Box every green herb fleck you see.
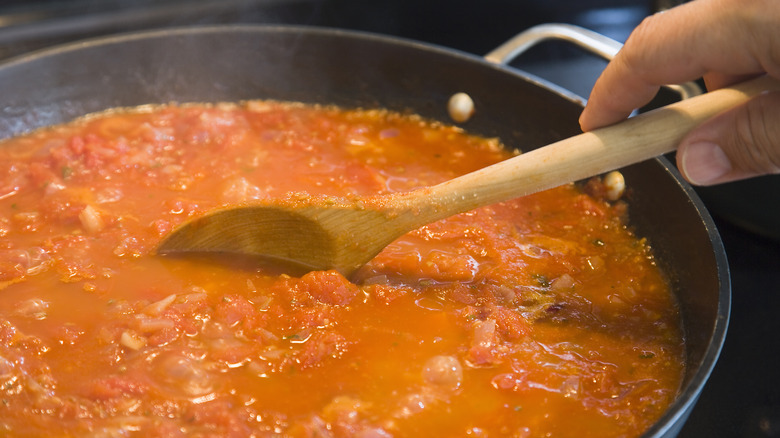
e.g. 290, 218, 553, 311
61, 166, 73, 179
639, 352, 656, 359
532, 274, 550, 288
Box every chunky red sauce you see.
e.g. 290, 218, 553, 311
0, 102, 684, 437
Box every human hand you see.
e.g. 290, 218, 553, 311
579, 0, 780, 186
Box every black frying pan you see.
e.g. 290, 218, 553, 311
0, 25, 730, 437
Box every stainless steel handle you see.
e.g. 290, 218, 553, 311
485, 23, 620, 64
485, 23, 702, 100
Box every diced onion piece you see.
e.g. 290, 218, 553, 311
96, 187, 123, 203
473, 319, 496, 348
14, 298, 49, 320
143, 294, 177, 316
396, 393, 428, 418
604, 170, 626, 201
25, 247, 52, 275
491, 284, 516, 303
43, 181, 66, 197
448, 92, 475, 123
561, 376, 580, 398
153, 353, 214, 397
551, 273, 576, 290
0, 247, 52, 279
120, 330, 147, 350
322, 395, 365, 423
135, 316, 175, 333
79, 204, 105, 234
586, 255, 605, 271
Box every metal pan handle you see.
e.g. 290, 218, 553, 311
485, 23, 702, 100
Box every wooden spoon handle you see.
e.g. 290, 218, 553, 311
401, 75, 780, 223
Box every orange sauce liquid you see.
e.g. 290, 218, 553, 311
0, 103, 684, 437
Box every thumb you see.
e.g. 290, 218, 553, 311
677, 90, 780, 185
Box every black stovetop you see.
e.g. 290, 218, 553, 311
1, 1, 778, 436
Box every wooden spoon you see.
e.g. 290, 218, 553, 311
157, 75, 779, 277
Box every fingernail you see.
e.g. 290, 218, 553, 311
681, 142, 732, 185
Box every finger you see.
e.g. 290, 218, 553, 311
677, 90, 780, 185
577, 55, 660, 131
580, 0, 776, 131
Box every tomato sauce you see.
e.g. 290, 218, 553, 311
0, 102, 685, 437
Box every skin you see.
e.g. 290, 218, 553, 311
579, 0, 780, 185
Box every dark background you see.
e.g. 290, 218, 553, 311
0, 1, 778, 436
